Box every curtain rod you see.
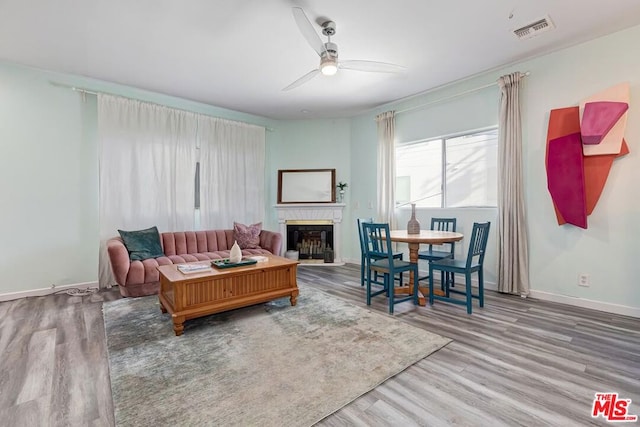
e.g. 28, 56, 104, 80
393, 71, 530, 116
48, 81, 275, 132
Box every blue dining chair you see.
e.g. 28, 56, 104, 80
417, 217, 457, 288
361, 222, 419, 314
357, 218, 403, 287
428, 222, 491, 314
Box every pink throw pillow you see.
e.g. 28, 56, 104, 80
234, 222, 262, 249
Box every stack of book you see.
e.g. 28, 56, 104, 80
177, 263, 211, 274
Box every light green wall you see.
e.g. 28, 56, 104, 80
2, 23, 639, 312
516, 25, 640, 308
0, 63, 99, 293
0, 61, 348, 294
349, 114, 378, 225
395, 85, 499, 143
265, 118, 351, 176
348, 24, 640, 310
0, 61, 277, 294
265, 118, 352, 250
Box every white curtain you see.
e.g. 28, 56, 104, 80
497, 72, 530, 295
376, 111, 397, 228
198, 116, 266, 229
97, 94, 197, 287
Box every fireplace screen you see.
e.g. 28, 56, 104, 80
286, 222, 334, 263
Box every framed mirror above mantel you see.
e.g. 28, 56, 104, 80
277, 168, 336, 204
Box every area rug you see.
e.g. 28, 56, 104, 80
103, 285, 451, 427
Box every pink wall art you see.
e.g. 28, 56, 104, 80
545, 83, 631, 229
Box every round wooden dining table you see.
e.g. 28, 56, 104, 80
386, 229, 464, 306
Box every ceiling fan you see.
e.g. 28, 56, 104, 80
283, 7, 406, 91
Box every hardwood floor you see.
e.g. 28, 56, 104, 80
0, 264, 638, 426
0, 289, 120, 426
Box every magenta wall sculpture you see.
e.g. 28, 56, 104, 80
545, 83, 631, 229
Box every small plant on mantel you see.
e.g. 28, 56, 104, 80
336, 182, 348, 202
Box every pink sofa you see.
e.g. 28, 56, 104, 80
107, 229, 282, 297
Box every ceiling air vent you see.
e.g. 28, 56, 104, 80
513, 15, 555, 40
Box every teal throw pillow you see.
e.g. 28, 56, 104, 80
118, 226, 164, 261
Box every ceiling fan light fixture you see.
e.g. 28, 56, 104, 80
320, 56, 338, 76
286, 7, 404, 91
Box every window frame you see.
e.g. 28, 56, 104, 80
396, 125, 498, 209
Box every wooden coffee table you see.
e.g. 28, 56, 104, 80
157, 256, 299, 336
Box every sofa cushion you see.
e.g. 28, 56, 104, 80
242, 248, 273, 256
162, 230, 231, 255
118, 226, 164, 261
234, 222, 262, 249
203, 251, 228, 260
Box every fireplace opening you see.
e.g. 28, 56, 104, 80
286, 221, 334, 263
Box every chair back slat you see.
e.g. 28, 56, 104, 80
465, 222, 491, 269
432, 217, 456, 232
357, 217, 374, 255
430, 217, 457, 254
361, 222, 393, 262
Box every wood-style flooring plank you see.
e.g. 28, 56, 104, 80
0, 264, 638, 426
15, 329, 56, 405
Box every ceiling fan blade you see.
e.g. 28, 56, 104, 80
292, 7, 326, 57
282, 69, 321, 91
339, 60, 406, 73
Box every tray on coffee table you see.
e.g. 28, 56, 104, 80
211, 258, 258, 269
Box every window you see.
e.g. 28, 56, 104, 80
396, 128, 498, 208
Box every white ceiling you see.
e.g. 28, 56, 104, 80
2, 0, 640, 119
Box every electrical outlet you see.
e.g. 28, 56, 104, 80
578, 273, 589, 287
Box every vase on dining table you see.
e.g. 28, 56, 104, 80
407, 203, 421, 235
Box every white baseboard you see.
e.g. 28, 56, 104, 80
0, 281, 99, 302
528, 290, 640, 318
421, 278, 637, 318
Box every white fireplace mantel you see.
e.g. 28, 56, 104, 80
274, 203, 346, 264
